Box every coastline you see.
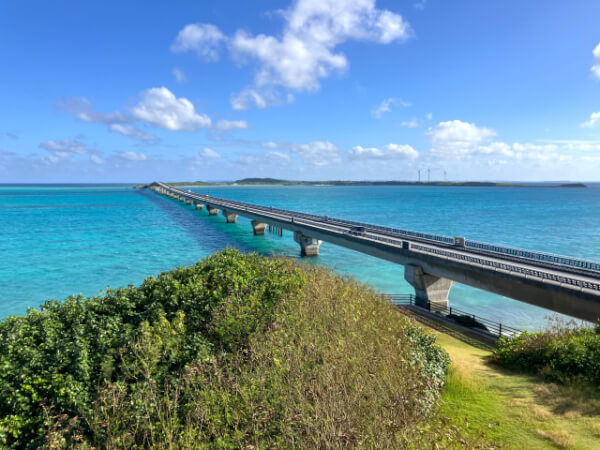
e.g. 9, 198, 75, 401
134, 179, 589, 189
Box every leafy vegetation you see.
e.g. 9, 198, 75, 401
0, 250, 450, 448
447, 312, 490, 332
492, 318, 600, 385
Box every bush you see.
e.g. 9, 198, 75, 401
0, 250, 450, 448
491, 318, 600, 385
448, 313, 489, 332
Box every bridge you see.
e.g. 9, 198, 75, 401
149, 182, 600, 323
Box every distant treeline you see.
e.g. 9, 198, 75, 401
136, 179, 588, 188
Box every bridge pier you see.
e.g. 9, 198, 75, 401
194, 201, 203, 210
294, 231, 322, 257
179, 196, 185, 202
186, 199, 192, 205
404, 265, 454, 311
207, 205, 219, 216
222, 209, 237, 223
251, 220, 267, 235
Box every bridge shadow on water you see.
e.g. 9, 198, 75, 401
138, 189, 254, 256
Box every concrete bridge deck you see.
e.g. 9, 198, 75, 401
150, 182, 600, 322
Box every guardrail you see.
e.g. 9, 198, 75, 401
410, 244, 600, 291
465, 240, 600, 272
386, 294, 522, 338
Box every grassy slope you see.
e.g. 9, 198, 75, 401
423, 319, 600, 449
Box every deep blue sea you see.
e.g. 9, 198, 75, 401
1, 184, 599, 330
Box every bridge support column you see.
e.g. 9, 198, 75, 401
222, 209, 237, 223
179, 196, 184, 202
194, 201, 203, 210
404, 265, 453, 311
186, 199, 192, 205
207, 205, 219, 216
294, 231, 321, 257
251, 220, 267, 235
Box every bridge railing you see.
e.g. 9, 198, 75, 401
465, 240, 600, 272
386, 294, 522, 338
410, 244, 600, 291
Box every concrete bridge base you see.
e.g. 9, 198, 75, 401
194, 202, 203, 210
207, 205, 219, 216
179, 196, 185, 202
294, 231, 322, 257
186, 199, 192, 205
404, 265, 454, 311
222, 209, 238, 223
252, 220, 267, 235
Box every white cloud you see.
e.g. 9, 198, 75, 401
581, 112, 600, 128
215, 120, 249, 131
171, 24, 225, 61
400, 118, 419, 128
426, 120, 496, 158
59, 97, 157, 142
592, 42, 600, 79
231, 88, 297, 110
90, 155, 104, 165
290, 140, 340, 166
198, 147, 221, 159
108, 124, 157, 142
350, 143, 418, 160
371, 97, 411, 118
266, 151, 291, 164
229, 0, 411, 96
262, 141, 280, 149
231, 88, 267, 110
426, 112, 433, 120
40, 139, 94, 157
413, 0, 426, 10
59, 97, 129, 125
172, 67, 187, 83
233, 154, 261, 166
422, 119, 592, 166
131, 87, 211, 131
173, 1, 411, 109
118, 151, 147, 161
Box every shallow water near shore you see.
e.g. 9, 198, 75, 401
1, 184, 599, 330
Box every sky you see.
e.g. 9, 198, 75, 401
1, 0, 600, 183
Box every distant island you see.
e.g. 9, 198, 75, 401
559, 183, 587, 188
135, 178, 527, 188
135, 178, 589, 189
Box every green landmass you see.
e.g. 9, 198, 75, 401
136, 179, 590, 188
559, 183, 588, 188
150, 178, 526, 187
2, 250, 598, 448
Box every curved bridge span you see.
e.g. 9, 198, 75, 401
150, 182, 600, 322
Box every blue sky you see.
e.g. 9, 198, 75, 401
1, 0, 600, 182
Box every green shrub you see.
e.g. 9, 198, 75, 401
491, 318, 600, 385
448, 313, 490, 332
0, 250, 450, 448
0, 250, 303, 448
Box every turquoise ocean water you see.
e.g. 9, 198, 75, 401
1, 184, 599, 330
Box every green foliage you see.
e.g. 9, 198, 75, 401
0, 250, 450, 448
0, 249, 303, 448
448, 313, 490, 331
492, 318, 600, 385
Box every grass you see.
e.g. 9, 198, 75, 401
421, 317, 600, 449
